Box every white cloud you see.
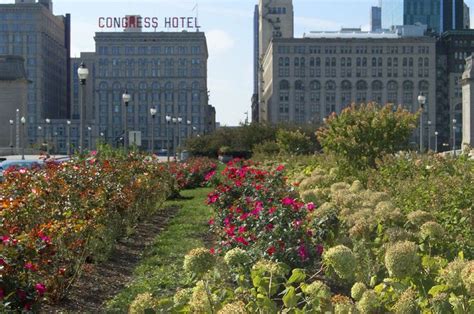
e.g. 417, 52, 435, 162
206, 29, 235, 55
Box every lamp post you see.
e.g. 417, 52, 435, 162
427, 120, 432, 151
172, 117, 177, 159
434, 131, 438, 153
192, 126, 197, 137
37, 126, 43, 152
149, 107, 157, 154
66, 120, 71, 155
177, 117, 182, 157
187, 120, 191, 138
166, 115, 171, 161
122, 90, 131, 154
417, 93, 426, 153
77, 62, 89, 154
9, 119, 14, 155
45, 118, 51, 155
20, 117, 26, 160
452, 119, 457, 157
87, 126, 92, 151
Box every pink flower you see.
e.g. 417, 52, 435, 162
1, 235, 10, 245
40, 235, 51, 244
239, 213, 249, 221
35, 283, 46, 296
236, 237, 249, 246
268, 207, 277, 214
205, 170, 216, 181
282, 197, 294, 206
298, 245, 309, 261
19, 168, 27, 174
209, 248, 216, 255
208, 218, 215, 226
293, 220, 302, 228
306, 202, 315, 211
238, 226, 246, 234
276, 165, 285, 172
24, 262, 37, 272
207, 193, 219, 204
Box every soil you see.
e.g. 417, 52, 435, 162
41, 206, 179, 313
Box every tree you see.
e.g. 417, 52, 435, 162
316, 103, 418, 169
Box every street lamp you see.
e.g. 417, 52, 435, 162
172, 117, 177, 159
45, 118, 51, 155
192, 126, 197, 137
187, 120, 191, 138
9, 119, 14, 155
77, 62, 89, 154
87, 126, 92, 151
166, 115, 172, 161
122, 90, 131, 154
434, 131, 438, 153
177, 117, 183, 155
417, 93, 426, 153
66, 120, 71, 155
20, 117, 26, 160
427, 120, 432, 151
150, 107, 157, 154
452, 119, 457, 157
37, 126, 43, 152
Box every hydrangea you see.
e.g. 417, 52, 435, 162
129, 293, 157, 314
407, 211, 434, 226
461, 260, 474, 296
173, 288, 193, 307
331, 295, 355, 314
217, 301, 248, 314
385, 227, 413, 243
330, 182, 350, 194
356, 290, 379, 314
252, 260, 288, 278
323, 245, 356, 280
183, 247, 215, 276
392, 288, 419, 314
311, 168, 327, 177
375, 201, 404, 223
440, 259, 465, 289
224, 248, 251, 267
348, 220, 372, 239
419, 221, 444, 240
304, 281, 332, 309
349, 180, 364, 193
351, 282, 367, 301
189, 280, 216, 313
384, 241, 419, 279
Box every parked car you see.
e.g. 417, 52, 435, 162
0, 160, 43, 182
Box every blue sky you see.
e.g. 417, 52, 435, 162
2, 0, 474, 125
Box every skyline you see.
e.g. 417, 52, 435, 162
1, 0, 474, 126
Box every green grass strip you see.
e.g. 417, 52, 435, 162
105, 187, 213, 312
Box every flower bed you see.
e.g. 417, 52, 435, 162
166, 157, 217, 192
0, 153, 178, 311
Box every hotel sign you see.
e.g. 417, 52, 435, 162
98, 16, 201, 29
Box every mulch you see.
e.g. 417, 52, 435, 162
41, 206, 179, 313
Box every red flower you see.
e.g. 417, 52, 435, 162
276, 165, 285, 172
35, 283, 46, 296
298, 245, 309, 261
266, 224, 274, 231
209, 248, 216, 255
25, 262, 37, 272
316, 244, 324, 256
236, 237, 249, 246
238, 226, 246, 234
306, 202, 315, 211
267, 246, 276, 256
208, 218, 215, 225
239, 213, 249, 221
282, 197, 294, 206
268, 207, 277, 214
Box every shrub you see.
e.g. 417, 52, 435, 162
323, 245, 356, 281
384, 241, 419, 279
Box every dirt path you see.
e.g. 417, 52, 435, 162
42, 206, 178, 313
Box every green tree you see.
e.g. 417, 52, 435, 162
276, 129, 312, 155
316, 103, 418, 169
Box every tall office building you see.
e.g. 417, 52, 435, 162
252, 5, 259, 122
0, 0, 70, 146
382, 0, 404, 29
71, 30, 215, 152
404, 0, 464, 34
464, 2, 470, 29
371, 6, 382, 32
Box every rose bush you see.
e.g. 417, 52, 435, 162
0, 153, 214, 311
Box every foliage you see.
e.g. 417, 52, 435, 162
276, 129, 312, 155
207, 160, 321, 268
316, 103, 418, 169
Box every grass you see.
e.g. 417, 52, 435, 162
105, 187, 214, 312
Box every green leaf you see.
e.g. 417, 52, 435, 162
428, 285, 450, 297
283, 286, 298, 309
287, 268, 306, 285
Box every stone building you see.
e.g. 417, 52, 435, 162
259, 29, 437, 139
0, 0, 70, 146
0, 55, 28, 151
71, 30, 215, 152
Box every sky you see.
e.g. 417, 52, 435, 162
2, 0, 474, 125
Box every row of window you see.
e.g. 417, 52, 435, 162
98, 58, 202, 66
97, 45, 202, 56
96, 81, 203, 90
278, 79, 430, 91
278, 56, 431, 68
277, 45, 431, 55
96, 68, 202, 78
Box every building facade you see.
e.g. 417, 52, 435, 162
404, 0, 464, 34
0, 0, 70, 146
259, 31, 437, 147
437, 30, 474, 150
0, 55, 28, 151
71, 30, 214, 153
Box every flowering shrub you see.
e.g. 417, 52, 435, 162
208, 159, 320, 267
166, 157, 217, 192
0, 152, 177, 311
